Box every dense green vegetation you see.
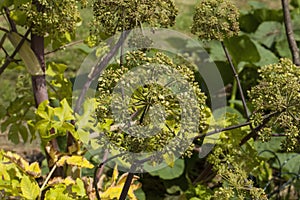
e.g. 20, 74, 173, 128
0, 0, 300, 199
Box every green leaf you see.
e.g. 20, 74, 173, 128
55, 99, 74, 121
45, 186, 73, 200
72, 178, 86, 197
275, 39, 292, 58
36, 100, 51, 120
253, 21, 282, 48
10, 10, 27, 26
20, 176, 40, 199
149, 159, 184, 180
253, 8, 283, 23
208, 41, 226, 61
291, 0, 300, 8
224, 35, 260, 64
252, 40, 278, 66
255, 137, 284, 156
13, 0, 30, 7
248, 1, 267, 9
0, 104, 6, 119
0, 0, 13, 8
239, 13, 260, 33
272, 153, 300, 176
8, 124, 20, 144
19, 124, 28, 142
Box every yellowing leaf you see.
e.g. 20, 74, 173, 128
63, 176, 76, 186
4, 151, 29, 172
57, 155, 94, 169
99, 165, 141, 200
26, 162, 41, 178
163, 152, 175, 168
101, 185, 123, 199
112, 164, 119, 185
20, 176, 40, 199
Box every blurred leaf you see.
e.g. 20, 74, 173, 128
18, 124, 28, 142
239, 13, 260, 33
76, 44, 94, 54
8, 124, 20, 144
149, 159, 184, 180
253, 21, 282, 48
208, 41, 226, 61
20, 176, 39, 199
0, 105, 6, 119
276, 39, 292, 58
224, 35, 260, 64
10, 10, 27, 26
163, 152, 175, 168
255, 137, 284, 157
57, 155, 94, 169
273, 153, 300, 175
26, 162, 41, 178
13, 0, 30, 7
291, 0, 300, 8
0, 0, 13, 8
72, 178, 86, 197
248, 1, 267, 9
253, 8, 283, 23
252, 40, 278, 66
134, 188, 146, 200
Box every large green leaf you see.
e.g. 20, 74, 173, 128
253, 21, 282, 48
254, 137, 284, 158
272, 153, 300, 175
252, 40, 278, 66
149, 159, 185, 180
239, 13, 260, 33
224, 35, 260, 64
208, 41, 226, 62
253, 8, 283, 23
275, 39, 292, 58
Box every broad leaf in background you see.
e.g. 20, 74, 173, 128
149, 159, 185, 180
253, 21, 282, 48
224, 35, 260, 65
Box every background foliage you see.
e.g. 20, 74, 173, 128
0, 0, 300, 200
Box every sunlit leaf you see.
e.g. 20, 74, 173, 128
20, 176, 40, 199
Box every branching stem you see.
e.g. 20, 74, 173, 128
221, 42, 250, 119
281, 0, 300, 66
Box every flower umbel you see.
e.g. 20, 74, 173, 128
191, 0, 240, 41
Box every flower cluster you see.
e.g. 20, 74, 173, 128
19, 0, 86, 39
91, 0, 178, 43
96, 50, 209, 160
191, 0, 240, 41
249, 58, 300, 152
